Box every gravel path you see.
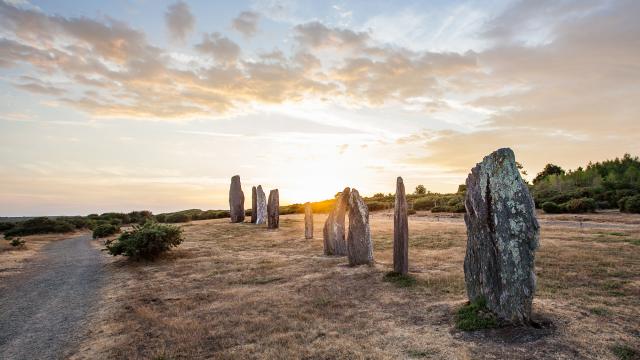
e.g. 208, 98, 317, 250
0, 234, 106, 360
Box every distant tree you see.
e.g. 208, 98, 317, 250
516, 161, 528, 176
533, 164, 565, 184
373, 193, 385, 199
415, 185, 426, 195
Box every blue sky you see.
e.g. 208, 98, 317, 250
0, 0, 638, 215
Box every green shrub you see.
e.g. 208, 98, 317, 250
447, 196, 463, 206
366, 201, 386, 211
0, 222, 15, 233
61, 217, 89, 229
407, 209, 416, 215
413, 197, 435, 210
450, 203, 466, 213
165, 213, 191, 223
105, 222, 183, 260
92, 224, 119, 239
199, 210, 230, 219
4, 217, 75, 238
542, 201, 565, 214
9, 237, 25, 247
456, 297, 498, 331
620, 195, 640, 213
563, 197, 597, 213
611, 344, 638, 360
431, 206, 449, 213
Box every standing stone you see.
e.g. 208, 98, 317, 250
255, 185, 267, 225
464, 148, 539, 324
347, 188, 374, 266
304, 202, 313, 239
229, 175, 244, 223
393, 177, 409, 275
322, 188, 350, 256
251, 186, 257, 224
267, 189, 279, 229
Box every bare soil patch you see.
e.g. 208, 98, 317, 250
0, 231, 89, 283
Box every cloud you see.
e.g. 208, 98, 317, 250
473, 0, 640, 136
231, 11, 260, 37
164, 1, 195, 42
293, 21, 369, 50
0, 0, 638, 145
332, 50, 479, 104
14, 81, 64, 95
195, 33, 241, 65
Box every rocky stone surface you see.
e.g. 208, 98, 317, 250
393, 177, 409, 275
229, 175, 245, 223
322, 188, 350, 255
347, 188, 373, 266
304, 202, 313, 239
267, 189, 279, 229
464, 148, 539, 324
251, 186, 257, 224
255, 185, 267, 225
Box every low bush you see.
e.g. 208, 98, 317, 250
9, 237, 25, 247
165, 213, 191, 223
4, 217, 75, 238
542, 201, 564, 214
92, 224, 119, 239
0, 222, 15, 233
407, 209, 416, 215
563, 197, 597, 213
620, 195, 640, 213
413, 197, 435, 211
455, 297, 498, 331
199, 210, 230, 219
366, 201, 387, 211
105, 222, 183, 260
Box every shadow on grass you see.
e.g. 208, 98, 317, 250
383, 271, 417, 287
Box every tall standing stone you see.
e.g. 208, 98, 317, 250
322, 188, 350, 256
251, 186, 257, 224
464, 148, 539, 324
393, 177, 409, 275
304, 202, 313, 239
229, 175, 245, 223
347, 188, 374, 266
267, 189, 279, 229
255, 185, 267, 225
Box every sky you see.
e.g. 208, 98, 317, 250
0, 0, 639, 216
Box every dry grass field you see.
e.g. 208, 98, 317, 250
75, 211, 640, 359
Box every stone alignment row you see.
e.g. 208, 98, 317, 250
228, 176, 275, 227
229, 147, 539, 324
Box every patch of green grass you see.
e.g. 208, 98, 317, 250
588, 306, 610, 316
455, 297, 498, 331
383, 271, 417, 287
602, 280, 628, 290
406, 349, 435, 358
630, 239, 640, 246
607, 232, 628, 237
312, 295, 332, 308
611, 344, 638, 360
